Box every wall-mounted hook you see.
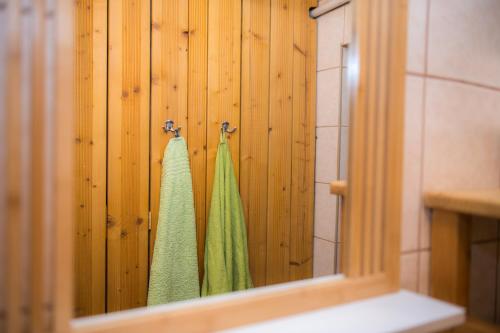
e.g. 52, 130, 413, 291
221, 121, 237, 134
163, 120, 181, 137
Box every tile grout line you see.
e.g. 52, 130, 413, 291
407, 71, 500, 94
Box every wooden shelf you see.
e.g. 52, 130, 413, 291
330, 180, 347, 196
424, 189, 500, 219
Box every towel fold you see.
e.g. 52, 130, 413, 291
148, 137, 200, 305
202, 133, 253, 296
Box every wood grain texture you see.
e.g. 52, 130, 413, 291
187, 0, 209, 280
107, 0, 150, 312
74, 0, 107, 317
289, 0, 317, 281
73, 274, 394, 333
5, 1, 28, 330
430, 210, 470, 307
345, 0, 406, 282
206, 0, 242, 218
0, 1, 7, 330
266, 0, 295, 285
424, 190, 500, 220
150, 0, 189, 262
0, 1, 413, 331
240, 0, 271, 287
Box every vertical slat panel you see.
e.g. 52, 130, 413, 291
345, 0, 369, 278
52, 0, 75, 328
382, 0, 406, 283
74, 0, 107, 317
30, 0, 45, 329
90, 0, 107, 315
240, 0, 270, 287
206, 0, 242, 217
187, 0, 209, 279
150, 0, 189, 260
372, 0, 390, 274
361, 0, 380, 275
289, 0, 316, 281
266, 0, 294, 284
6, 0, 28, 330
346, 0, 406, 280
107, 0, 150, 312
0, 0, 7, 329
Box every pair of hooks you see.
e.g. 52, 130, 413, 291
163, 120, 237, 137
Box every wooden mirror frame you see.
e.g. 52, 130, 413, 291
1, 0, 407, 332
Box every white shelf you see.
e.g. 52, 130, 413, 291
222, 290, 465, 333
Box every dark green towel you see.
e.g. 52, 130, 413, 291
148, 137, 200, 305
202, 133, 253, 296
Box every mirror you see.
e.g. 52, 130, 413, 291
73, 0, 353, 318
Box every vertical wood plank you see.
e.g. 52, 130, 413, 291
90, 0, 107, 316
430, 211, 470, 306
31, 0, 47, 329
0, 0, 7, 329
150, 0, 189, 261
240, 0, 271, 287
74, 0, 107, 317
289, 0, 316, 281
206, 0, 242, 217
107, 0, 150, 312
346, 0, 406, 281
187, 0, 209, 279
361, 0, 379, 275
372, 0, 389, 274
266, 0, 294, 285
381, 0, 406, 284
6, 0, 28, 330
344, 0, 369, 277
53, 0, 75, 329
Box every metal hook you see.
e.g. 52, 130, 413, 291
163, 120, 181, 137
221, 121, 237, 134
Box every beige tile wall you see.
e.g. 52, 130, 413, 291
402, 0, 500, 323
313, 2, 352, 277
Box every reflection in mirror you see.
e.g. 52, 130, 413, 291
73, 0, 352, 318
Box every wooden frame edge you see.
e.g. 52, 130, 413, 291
72, 274, 396, 333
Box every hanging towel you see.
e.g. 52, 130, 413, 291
202, 133, 253, 296
148, 137, 200, 305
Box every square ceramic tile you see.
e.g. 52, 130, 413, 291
471, 217, 499, 243
401, 76, 424, 252
340, 60, 350, 126
469, 241, 498, 322
338, 127, 349, 180
343, 3, 352, 44
317, 7, 344, 71
422, 78, 500, 191
314, 182, 338, 241
316, 68, 341, 127
406, 0, 428, 73
315, 127, 339, 183
428, 0, 500, 88
313, 237, 336, 277
418, 250, 430, 295
400, 252, 419, 292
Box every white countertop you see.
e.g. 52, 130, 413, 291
222, 290, 465, 333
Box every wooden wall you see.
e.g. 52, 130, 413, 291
75, 0, 317, 316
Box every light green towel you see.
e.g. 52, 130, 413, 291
202, 133, 253, 296
148, 137, 200, 305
